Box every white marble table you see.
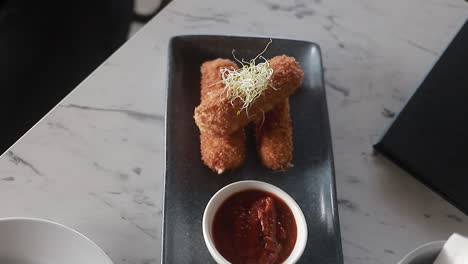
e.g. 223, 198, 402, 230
1, 0, 467, 263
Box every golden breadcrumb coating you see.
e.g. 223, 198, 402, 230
256, 99, 293, 170
194, 55, 304, 136
199, 59, 245, 174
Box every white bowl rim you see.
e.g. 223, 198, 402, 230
0, 217, 113, 264
397, 240, 446, 264
202, 180, 308, 264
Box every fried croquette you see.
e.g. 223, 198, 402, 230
199, 59, 246, 174
256, 99, 293, 170
194, 55, 304, 136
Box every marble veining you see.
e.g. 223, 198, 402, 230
6, 151, 43, 176
325, 80, 351, 97
59, 104, 164, 122
397, 37, 440, 56
0, 0, 467, 263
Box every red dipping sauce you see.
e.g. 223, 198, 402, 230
212, 189, 297, 264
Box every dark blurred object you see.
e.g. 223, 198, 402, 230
374, 20, 468, 214
0, 0, 135, 153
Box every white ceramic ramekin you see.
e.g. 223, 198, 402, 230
202, 180, 307, 264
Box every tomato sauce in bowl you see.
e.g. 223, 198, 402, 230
212, 189, 297, 264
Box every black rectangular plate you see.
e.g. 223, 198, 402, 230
163, 35, 343, 263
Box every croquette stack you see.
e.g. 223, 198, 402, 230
194, 56, 304, 174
